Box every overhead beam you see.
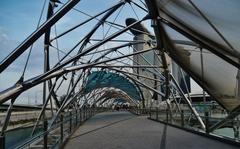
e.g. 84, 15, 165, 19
0, 0, 81, 73
110, 68, 163, 83
0, 19, 150, 105
123, 73, 165, 97
50, 1, 125, 41
92, 65, 163, 69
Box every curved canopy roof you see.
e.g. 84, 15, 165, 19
149, 0, 240, 111
82, 71, 142, 101
96, 89, 136, 105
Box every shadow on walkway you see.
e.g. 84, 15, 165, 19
69, 117, 134, 140
160, 124, 167, 149
64, 111, 239, 149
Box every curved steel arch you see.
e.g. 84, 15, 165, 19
82, 70, 143, 102
94, 89, 138, 106
108, 70, 146, 107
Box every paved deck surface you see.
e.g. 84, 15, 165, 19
64, 111, 238, 149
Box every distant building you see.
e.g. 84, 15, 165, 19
127, 18, 191, 107
133, 34, 162, 107
172, 61, 191, 94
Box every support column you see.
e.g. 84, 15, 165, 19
80, 108, 82, 123
69, 112, 72, 133
0, 135, 5, 149
60, 114, 64, 143
75, 110, 78, 126
181, 110, 184, 127
43, 120, 48, 149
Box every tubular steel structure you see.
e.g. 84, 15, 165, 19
0, 0, 240, 148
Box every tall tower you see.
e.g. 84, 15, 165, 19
172, 61, 191, 94
126, 18, 162, 107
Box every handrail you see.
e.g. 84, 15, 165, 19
12, 107, 108, 149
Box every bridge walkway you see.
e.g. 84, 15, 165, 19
64, 111, 238, 149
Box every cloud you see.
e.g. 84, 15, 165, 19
0, 27, 19, 60
0, 26, 44, 90
55, 15, 76, 31
0, 25, 66, 104
0, 28, 8, 42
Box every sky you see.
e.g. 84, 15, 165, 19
0, 0, 152, 105
0, 1, 48, 104
0, 0, 203, 105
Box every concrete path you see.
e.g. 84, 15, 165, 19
64, 111, 238, 149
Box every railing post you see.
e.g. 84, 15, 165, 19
156, 107, 158, 120
86, 108, 88, 119
85, 108, 88, 120
77, 109, 80, 123
80, 109, 82, 123
0, 135, 5, 149
69, 111, 72, 133
88, 108, 90, 118
43, 120, 48, 149
84, 108, 86, 121
90, 108, 92, 117
89, 108, 91, 118
166, 109, 169, 123
89, 108, 91, 117
60, 114, 64, 143
149, 107, 152, 118
75, 110, 78, 126
88, 108, 90, 117
205, 111, 209, 133
181, 110, 184, 127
